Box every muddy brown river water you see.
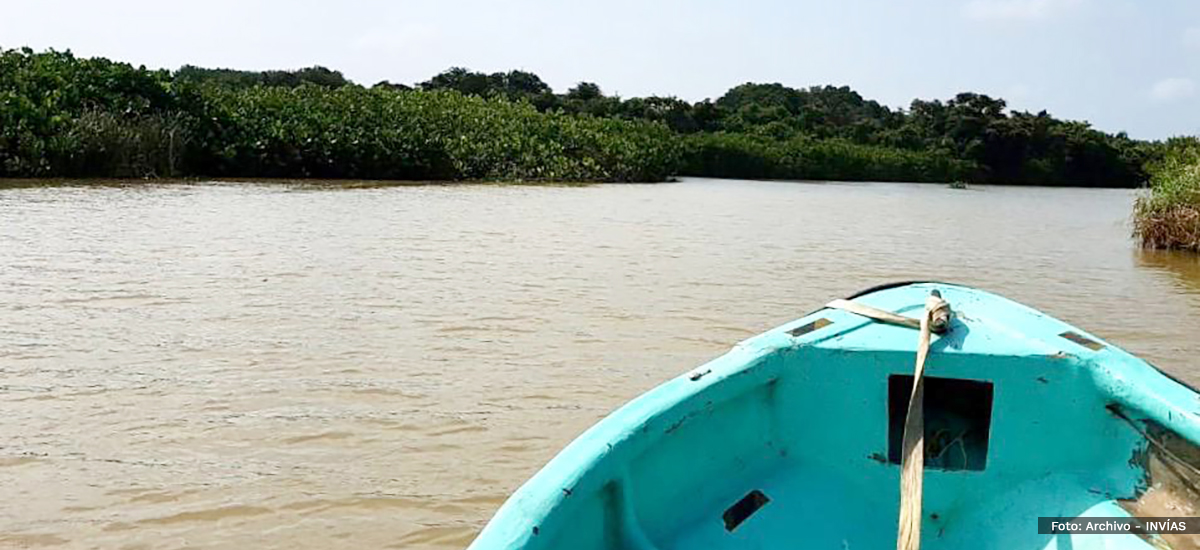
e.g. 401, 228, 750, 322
2, 177, 1199, 549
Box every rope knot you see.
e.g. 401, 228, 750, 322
927, 290, 953, 335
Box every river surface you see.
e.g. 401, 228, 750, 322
2, 177, 1199, 549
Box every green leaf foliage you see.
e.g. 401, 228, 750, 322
1133, 137, 1200, 250
0, 48, 679, 182
681, 132, 976, 183
0, 48, 1173, 186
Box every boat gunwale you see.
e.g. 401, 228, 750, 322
467, 281, 1200, 549
840, 280, 1200, 395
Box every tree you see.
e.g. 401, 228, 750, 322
174, 65, 348, 89
420, 67, 497, 96
372, 80, 412, 92
566, 82, 603, 101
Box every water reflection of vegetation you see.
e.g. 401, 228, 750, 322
280, 180, 594, 191
1136, 249, 1200, 293
0, 178, 599, 191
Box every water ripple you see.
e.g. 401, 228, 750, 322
1, 178, 1197, 549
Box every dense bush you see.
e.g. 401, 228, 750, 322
184, 85, 681, 181
0, 47, 1171, 186
61, 110, 191, 177
421, 69, 1153, 187
1134, 138, 1200, 251
0, 48, 176, 175
681, 132, 976, 183
0, 48, 680, 182
174, 65, 350, 89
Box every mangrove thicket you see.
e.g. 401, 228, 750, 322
0, 47, 1175, 186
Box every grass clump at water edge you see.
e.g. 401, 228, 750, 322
1134, 138, 1200, 252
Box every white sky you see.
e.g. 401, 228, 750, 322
2, 0, 1198, 139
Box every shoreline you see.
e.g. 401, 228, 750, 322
0, 175, 1146, 190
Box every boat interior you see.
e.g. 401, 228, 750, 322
471, 284, 1200, 550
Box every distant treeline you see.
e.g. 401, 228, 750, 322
415, 68, 1156, 186
0, 47, 1171, 185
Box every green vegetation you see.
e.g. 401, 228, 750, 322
680, 132, 974, 183
0, 48, 678, 182
174, 64, 351, 89
1135, 138, 1200, 251
421, 73, 1159, 186
0, 47, 1175, 186
185, 85, 678, 181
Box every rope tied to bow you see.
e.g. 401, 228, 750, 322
828, 290, 952, 550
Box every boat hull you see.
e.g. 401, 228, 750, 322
468, 282, 1200, 549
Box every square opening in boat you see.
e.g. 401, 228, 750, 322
887, 375, 994, 471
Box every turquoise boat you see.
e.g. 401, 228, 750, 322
468, 282, 1200, 549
